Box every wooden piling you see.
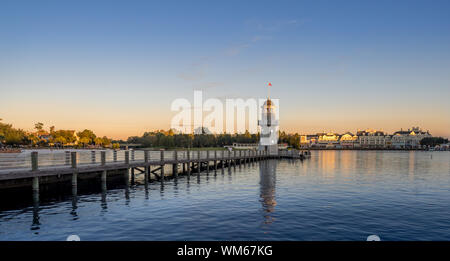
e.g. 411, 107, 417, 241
31, 152, 38, 171
206, 151, 210, 173
125, 151, 130, 183
71, 152, 77, 187
144, 150, 150, 180
197, 151, 201, 175
187, 149, 191, 176
101, 151, 106, 166
32, 176, 39, 191
131, 168, 135, 184
173, 151, 178, 178
214, 150, 217, 170
101, 170, 107, 190
160, 149, 165, 182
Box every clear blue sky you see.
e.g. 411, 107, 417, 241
1, 0, 449, 138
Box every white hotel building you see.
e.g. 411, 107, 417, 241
300, 127, 432, 149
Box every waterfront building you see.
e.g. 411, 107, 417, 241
391, 127, 431, 148
340, 132, 358, 148
300, 135, 318, 148
300, 127, 433, 149
357, 129, 390, 148
317, 132, 340, 148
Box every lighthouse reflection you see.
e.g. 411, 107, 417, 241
259, 159, 277, 225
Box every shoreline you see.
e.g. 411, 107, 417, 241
304, 148, 448, 151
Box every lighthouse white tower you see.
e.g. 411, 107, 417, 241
258, 84, 279, 155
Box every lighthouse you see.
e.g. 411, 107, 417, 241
258, 83, 279, 155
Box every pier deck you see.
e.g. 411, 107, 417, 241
0, 149, 309, 191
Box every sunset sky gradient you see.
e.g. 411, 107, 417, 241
1, 0, 449, 139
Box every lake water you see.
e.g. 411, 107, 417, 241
0, 150, 449, 241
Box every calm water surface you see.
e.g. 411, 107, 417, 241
0, 151, 449, 241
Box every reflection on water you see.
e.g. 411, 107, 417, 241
31, 192, 40, 231
0, 151, 449, 241
259, 160, 277, 225
71, 187, 78, 220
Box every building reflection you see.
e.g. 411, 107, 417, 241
259, 159, 277, 225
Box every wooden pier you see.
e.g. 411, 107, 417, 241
0, 149, 310, 193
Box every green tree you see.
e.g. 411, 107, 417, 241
94, 137, 104, 146
79, 137, 91, 147
77, 129, 96, 145
0, 119, 28, 146
420, 137, 449, 147
101, 136, 111, 147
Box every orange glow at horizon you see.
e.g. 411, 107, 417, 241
2, 109, 449, 140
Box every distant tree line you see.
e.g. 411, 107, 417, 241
0, 118, 118, 148
420, 137, 449, 147
126, 129, 302, 149
1, 118, 306, 150
126, 129, 259, 148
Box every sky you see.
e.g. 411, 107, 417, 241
1, 0, 449, 139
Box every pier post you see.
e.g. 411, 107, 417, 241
144, 150, 150, 181
91, 151, 96, 164
71, 152, 77, 168
214, 151, 217, 170
247, 150, 250, 163
206, 151, 210, 173
71, 152, 77, 187
125, 150, 130, 165
131, 150, 135, 162
160, 149, 165, 182
228, 150, 231, 169
173, 151, 178, 178
124, 151, 130, 184
101, 170, 107, 190
131, 168, 135, 184
238, 150, 242, 168
187, 149, 191, 176
31, 171, 39, 207
113, 150, 117, 162
240, 150, 243, 165
32, 176, 39, 192
31, 151, 38, 171
101, 151, 106, 166
197, 151, 201, 175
